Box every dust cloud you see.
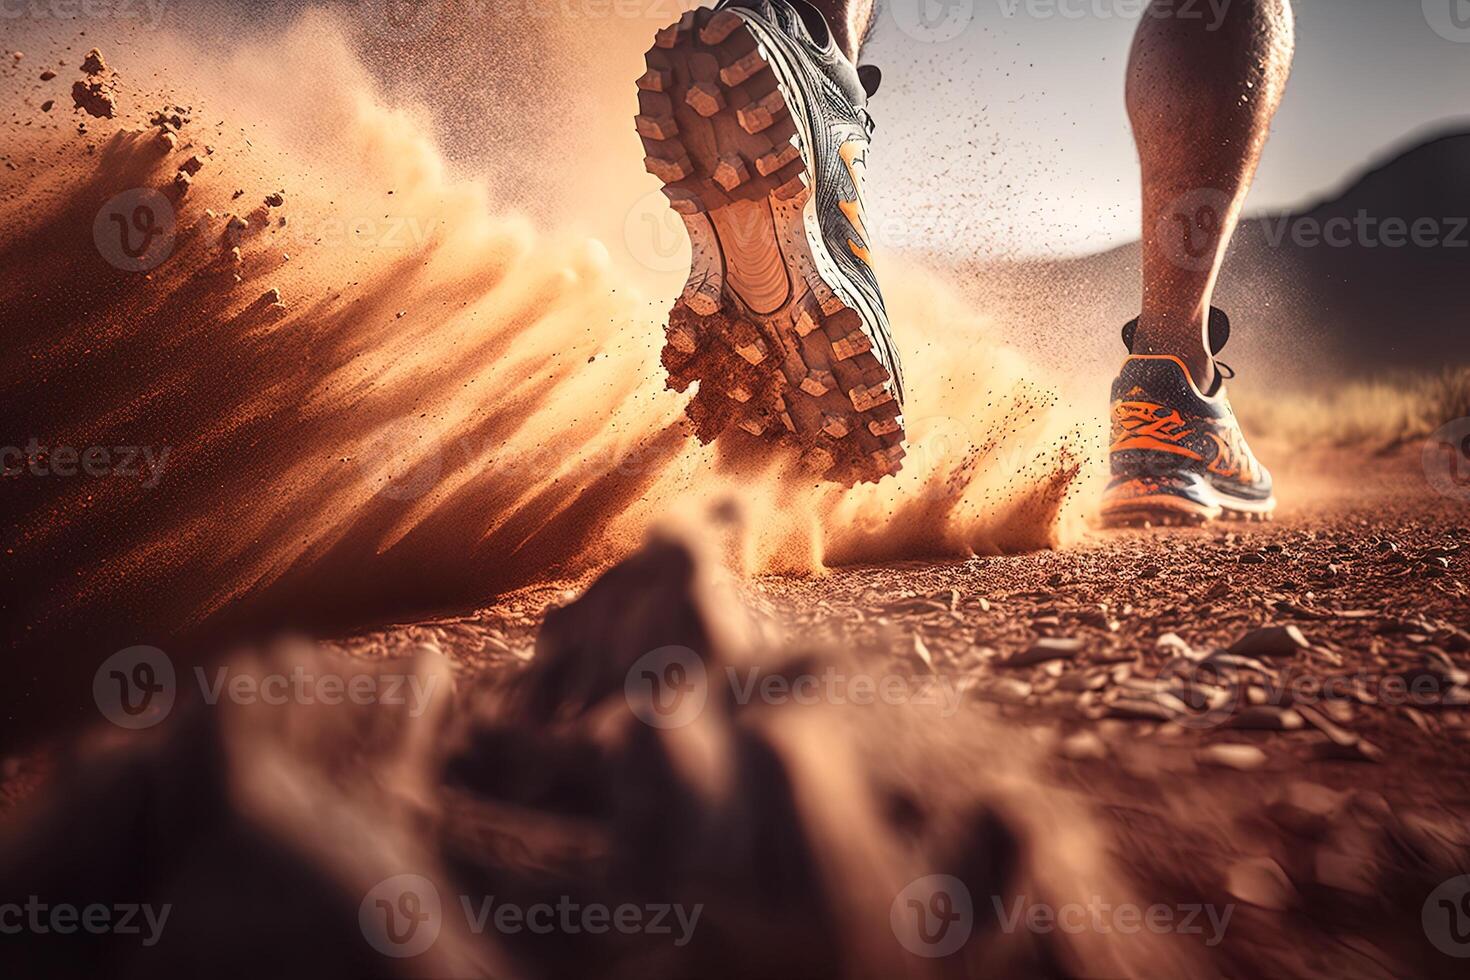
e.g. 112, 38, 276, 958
0, 8, 1102, 720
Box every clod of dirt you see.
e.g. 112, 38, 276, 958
154, 129, 177, 154
1313, 845, 1381, 896
1228, 624, 1309, 659
1226, 857, 1299, 909
264, 191, 285, 208
1197, 743, 1268, 770
1059, 730, 1108, 761
1004, 636, 1084, 668
71, 79, 116, 119
1228, 705, 1304, 731
39, 70, 55, 82
40, 100, 53, 113
79, 48, 106, 76
179, 155, 205, 176
172, 171, 193, 198
1266, 782, 1347, 839
148, 105, 190, 131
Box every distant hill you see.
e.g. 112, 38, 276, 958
954, 129, 1470, 390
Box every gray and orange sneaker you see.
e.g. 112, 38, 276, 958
636, 0, 905, 485
1101, 309, 1276, 526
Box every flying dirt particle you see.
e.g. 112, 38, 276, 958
264, 191, 284, 208
12, 52, 22, 62
71, 79, 116, 119
40, 100, 54, 113
1228, 624, 1309, 659
149, 106, 190, 131
232, 189, 244, 199
40, 70, 56, 82
80, 48, 106, 76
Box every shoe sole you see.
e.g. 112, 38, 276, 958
636, 7, 905, 486
1100, 485, 1277, 528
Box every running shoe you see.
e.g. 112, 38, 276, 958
636, 0, 905, 484
1101, 309, 1276, 526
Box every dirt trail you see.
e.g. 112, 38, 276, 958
306, 445, 1469, 978
4, 448, 1467, 978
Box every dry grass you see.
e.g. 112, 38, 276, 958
1237, 366, 1470, 451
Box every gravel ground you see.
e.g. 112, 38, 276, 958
309, 444, 1470, 977
5, 445, 1467, 977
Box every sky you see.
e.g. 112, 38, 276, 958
862, 0, 1470, 257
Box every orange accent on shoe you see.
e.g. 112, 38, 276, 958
1206, 429, 1258, 483
838, 140, 872, 267
1111, 399, 1197, 457
1112, 435, 1204, 459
